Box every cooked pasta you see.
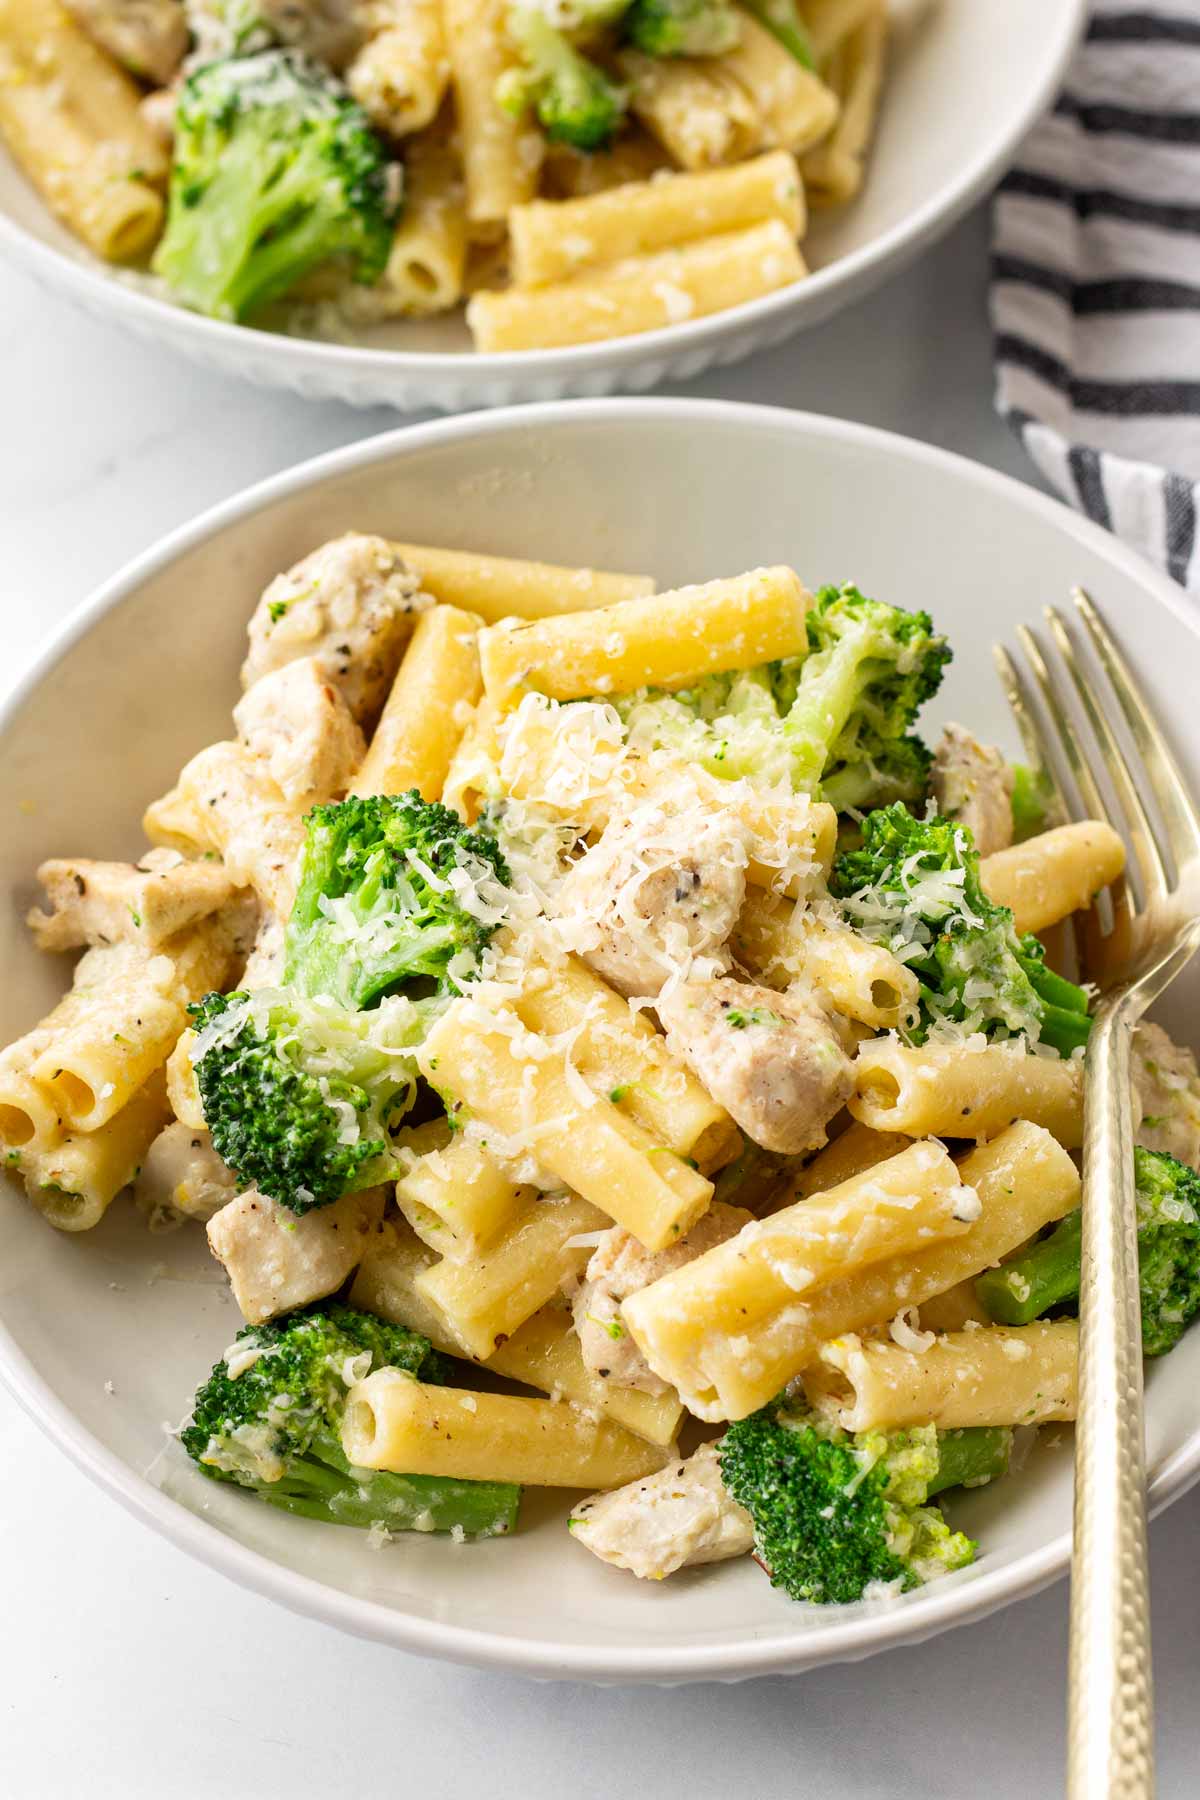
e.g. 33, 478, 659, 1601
15, 530, 1198, 1619
0, 0, 902, 348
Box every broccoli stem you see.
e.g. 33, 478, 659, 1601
928, 1427, 1013, 1496
740, 0, 814, 65
783, 631, 870, 790
975, 1210, 1083, 1327
257, 1431, 520, 1537
1019, 952, 1092, 1056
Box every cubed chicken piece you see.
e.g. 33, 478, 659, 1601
569, 1442, 753, 1581
65, 0, 187, 83
188, 0, 362, 69
146, 742, 306, 921
556, 799, 750, 999
207, 1186, 387, 1325
241, 534, 432, 727
240, 914, 287, 991
657, 977, 854, 1156
233, 656, 366, 808
1133, 1020, 1200, 1172
134, 1120, 238, 1226
573, 1202, 754, 1392
931, 723, 1015, 858
27, 848, 235, 952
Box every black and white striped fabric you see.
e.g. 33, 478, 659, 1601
992, 0, 1200, 590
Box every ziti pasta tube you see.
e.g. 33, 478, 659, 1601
622, 1140, 975, 1421
467, 220, 806, 353
980, 821, 1127, 935
350, 1222, 684, 1445
508, 151, 804, 288
343, 1372, 671, 1487
479, 566, 812, 706
803, 1320, 1079, 1432
850, 1040, 1085, 1148
387, 544, 655, 622
681, 1122, 1082, 1421
351, 604, 482, 802
0, 0, 168, 261
418, 999, 714, 1251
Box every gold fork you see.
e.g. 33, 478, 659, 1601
996, 590, 1200, 1800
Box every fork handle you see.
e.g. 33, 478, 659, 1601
1068, 1004, 1154, 1799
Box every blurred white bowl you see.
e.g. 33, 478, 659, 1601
0, 1, 1083, 410
3, 398, 1196, 1683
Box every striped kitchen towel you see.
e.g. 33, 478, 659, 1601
992, 0, 1200, 590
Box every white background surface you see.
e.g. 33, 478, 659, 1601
2, 205, 1199, 1799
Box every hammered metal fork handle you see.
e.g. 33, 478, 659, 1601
1068, 1002, 1154, 1799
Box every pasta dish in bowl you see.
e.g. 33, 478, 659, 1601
2, 399, 1198, 1678
0, 1, 1084, 407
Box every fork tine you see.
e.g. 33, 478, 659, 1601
1014, 621, 1126, 945
1043, 606, 1168, 911
1074, 588, 1200, 877
1014, 623, 1116, 836
992, 643, 1071, 825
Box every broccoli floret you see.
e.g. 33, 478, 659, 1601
181, 1303, 520, 1536
498, 8, 628, 150
977, 1147, 1200, 1357
720, 1399, 1010, 1605
830, 803, 1093, 1055
624, 0, 740, 57
190, 987, 432, 1213
820, 733, 934, 816
606, 585, 948, 809
740, 0, 813, 64
284, 791, 512, 1011
773, 584, 951, 799
153, 50, 397, 322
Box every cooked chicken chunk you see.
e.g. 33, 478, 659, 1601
931, 722, 1015, 858
27, 848, 234, 952
240, 914, 287, 991
139, 84, 179, 147
187, 0, 362, 69
65, 0, 187, 84
207, 1186, 386, 1325
145, 742, 306, 920
1133, 1020, 1200, 1172
241, 535, 431, 727
573, 1202, 754, 1392
557, 799, 750, 999
657, 977, 854, 1156
233, 656, 366, 808
570, 1443, 753, 1581
134, 1121, 238, 1227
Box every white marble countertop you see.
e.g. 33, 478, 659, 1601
3, 205, 1200, 1800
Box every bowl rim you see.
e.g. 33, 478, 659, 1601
3, 394, 1198, 1682
0, 0, 1085, 385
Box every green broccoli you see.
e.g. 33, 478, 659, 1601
189, 987, 433, 1213
624, 0, 740, 57
977, 1147, 1200, 1357
181, 1304, 520, 1536
284, 791, 512, 1012
720, 1399, 1010, 1605
498, 8, 628, 151
1010, 763, 1057, 843
829, 803, 1093, 1055
773, 584, 951, 801
740, 0, 813, 64
153, 50, 397, 322
607, 585, 949, 809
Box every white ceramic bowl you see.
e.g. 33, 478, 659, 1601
3, 399, 1198, 1683
0, 1, 1083, 411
